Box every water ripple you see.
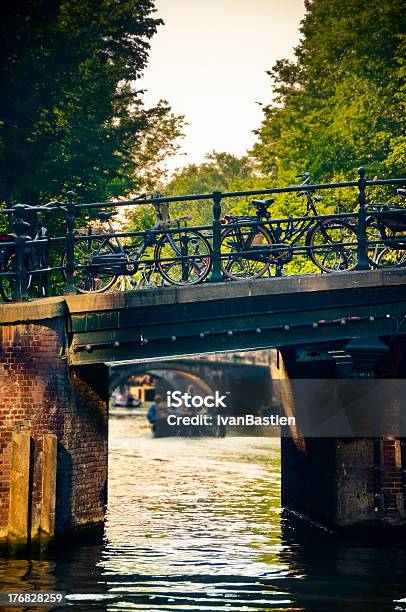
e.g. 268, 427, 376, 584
0, 418, 405, 611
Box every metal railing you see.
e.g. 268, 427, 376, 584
0, 167, 405, 302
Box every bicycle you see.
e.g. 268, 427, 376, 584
61, 194, 212, 293
220, 173, 359, 279
0, 202, 56, 302
110, 256, 181, 291
364, 188, 406, 268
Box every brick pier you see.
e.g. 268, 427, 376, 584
277, 340, 406, 534
0, 300, 108, 549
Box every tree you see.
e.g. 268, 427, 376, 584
125, 151, 260, 230
166, 151, 260, 224
252, 0, 406, 190
165, 151, 256, 195
0, 0, 184, 208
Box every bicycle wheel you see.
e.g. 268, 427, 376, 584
137, 262, 176, 289
364, 220, 406, 267
0, 252, 25, 301
109, 268, 164, 292
376, 245, 406, 267
221, 224, 273, 279
61, 237, 118, 293
307, 219, 358, 272
155, 229, 211, 285
1, 259, 50, 301
365, 220, 385, 267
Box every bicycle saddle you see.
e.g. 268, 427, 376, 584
252, 198, 274, 208
97, 211, 115, 221
397, 189, 406, 199
173, 215, 192, 223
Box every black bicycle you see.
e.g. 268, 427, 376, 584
61, 194, 212, 292
364, 188, 406, 268
220, 173, 359, 279
0, 203, 55, 302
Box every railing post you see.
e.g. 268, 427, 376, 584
356, 166, 369, 271
64, 190, 76, 294
210, 190, 222, 282
12, 204, 30, 302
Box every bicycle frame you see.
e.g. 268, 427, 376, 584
366, 214, 406, 249
0, 216, 49, 297
223, 189, 321, 258
90, 217, 205, 278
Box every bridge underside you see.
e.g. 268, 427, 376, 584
62, 269, 406, 364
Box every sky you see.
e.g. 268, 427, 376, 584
137, 0, 306, 172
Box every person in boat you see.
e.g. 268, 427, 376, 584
147, 394, 162, 432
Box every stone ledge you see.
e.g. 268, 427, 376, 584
0, 296, 67, 324
64, 268, 393, 313
1, 268, 405, 320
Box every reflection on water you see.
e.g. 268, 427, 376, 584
0, 416, 405, 611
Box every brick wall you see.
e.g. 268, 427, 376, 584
0, 317, 108, 544
279, 339, 406, 531
376, 339, 406, 522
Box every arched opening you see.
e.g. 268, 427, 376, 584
110, 367, 215, 410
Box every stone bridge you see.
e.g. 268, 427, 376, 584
0, 268, 406, 549
109, 358, 271, 416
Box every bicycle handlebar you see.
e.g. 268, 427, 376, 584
132, 193, 147, 202
132, 191, 164, 203
296, 172, 311, 186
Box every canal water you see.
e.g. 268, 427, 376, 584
1, 415, 406, 611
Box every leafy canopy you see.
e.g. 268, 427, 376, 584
0, 0, 184, 207
252, 0, 406, 187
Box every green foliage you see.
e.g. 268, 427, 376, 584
125, 151, 261, 230
165, 152, 255, 195
0, 0, 184, 209
0, 0, 186, 299
252, 0, 406, 192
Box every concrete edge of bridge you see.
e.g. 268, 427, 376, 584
0, 268, 405, 321
0, 296, 67, 324
66, 270, 406, 313
63, 269, 404, 313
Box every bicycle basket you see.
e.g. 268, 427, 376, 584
379, 210, 406, 232
91, 253, 136, 275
